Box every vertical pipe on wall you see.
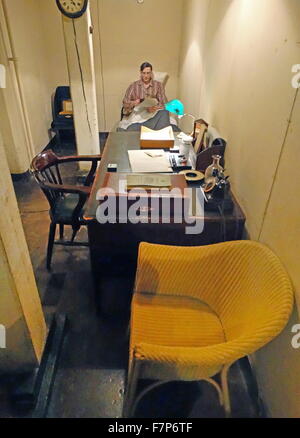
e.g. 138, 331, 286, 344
96, 0, 107, 130
0, 0, 35, 161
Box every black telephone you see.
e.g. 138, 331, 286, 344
202, 176, 234, 212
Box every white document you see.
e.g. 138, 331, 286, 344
128, 149, 172, 173
134, 97, 158, 112
119, 99, 160, 130
126, 174, 171, 188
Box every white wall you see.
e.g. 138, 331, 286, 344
179, 0, 300, 417
91, 0, 184, 130
39, 0, 69, 91
178, 0, 210, 116
2, 0, 55, 155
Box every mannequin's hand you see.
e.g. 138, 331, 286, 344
147, 105, 160, 113
132, 99, 141, 107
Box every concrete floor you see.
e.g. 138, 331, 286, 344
0, 137, 263, 418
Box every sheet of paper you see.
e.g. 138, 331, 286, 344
126, 174, 171, 188
134, 97, 158, 112
128, 149, 172, 173
143, 151, 164, 158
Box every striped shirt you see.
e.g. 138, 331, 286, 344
122, 79, 167, 116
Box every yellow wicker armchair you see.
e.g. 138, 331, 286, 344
123, 240, 294, 417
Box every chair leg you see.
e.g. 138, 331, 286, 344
220, 363, 232, 417
201, 377, 224, 407
47, 223, 56, 270
71, 225, 80, 242
55, 129, 61, 150
59, 224, 64, 240
123, 356, 141, 418
131, 379, 174, 418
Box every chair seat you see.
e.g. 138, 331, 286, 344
51, 193, 83, 224
131, 292, 225, 349
130, 292, 226, 380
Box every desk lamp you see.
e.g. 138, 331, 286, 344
165, 99, 195, 135
164, 99, 184, 116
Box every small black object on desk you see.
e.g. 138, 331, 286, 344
202, 177, 233, 212
169, 153, 192, 172
107, 163, 117, 172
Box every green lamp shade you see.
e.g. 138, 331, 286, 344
165, 99, 184, 116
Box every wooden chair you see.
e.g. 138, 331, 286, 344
50, 86, 74, 148
30, 149, 101, 269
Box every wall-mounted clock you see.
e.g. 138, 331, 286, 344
56, 0, 88, 19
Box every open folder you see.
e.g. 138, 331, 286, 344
128, 149, 172, 173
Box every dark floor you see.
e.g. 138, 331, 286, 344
0, 134, 263, 418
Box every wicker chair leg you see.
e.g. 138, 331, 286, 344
201, 377, 224, 406
131, 379, 175, 418
220, 363, 232, 417
123, 356, 141, 418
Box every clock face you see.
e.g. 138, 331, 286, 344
56, 0, 88, 18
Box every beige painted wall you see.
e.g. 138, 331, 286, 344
0, 26, 33, 173
91, 0, 184, 130
254, 88, 300, 418
2, 0, 55, 156
39, 0, 69, 91
179, 0, 300, 417
178, 0, 210, 116
0, 1, 33, 173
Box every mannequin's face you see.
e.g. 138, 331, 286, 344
140, 67, 152, 84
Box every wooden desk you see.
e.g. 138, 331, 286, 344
85, 132, 246, 315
